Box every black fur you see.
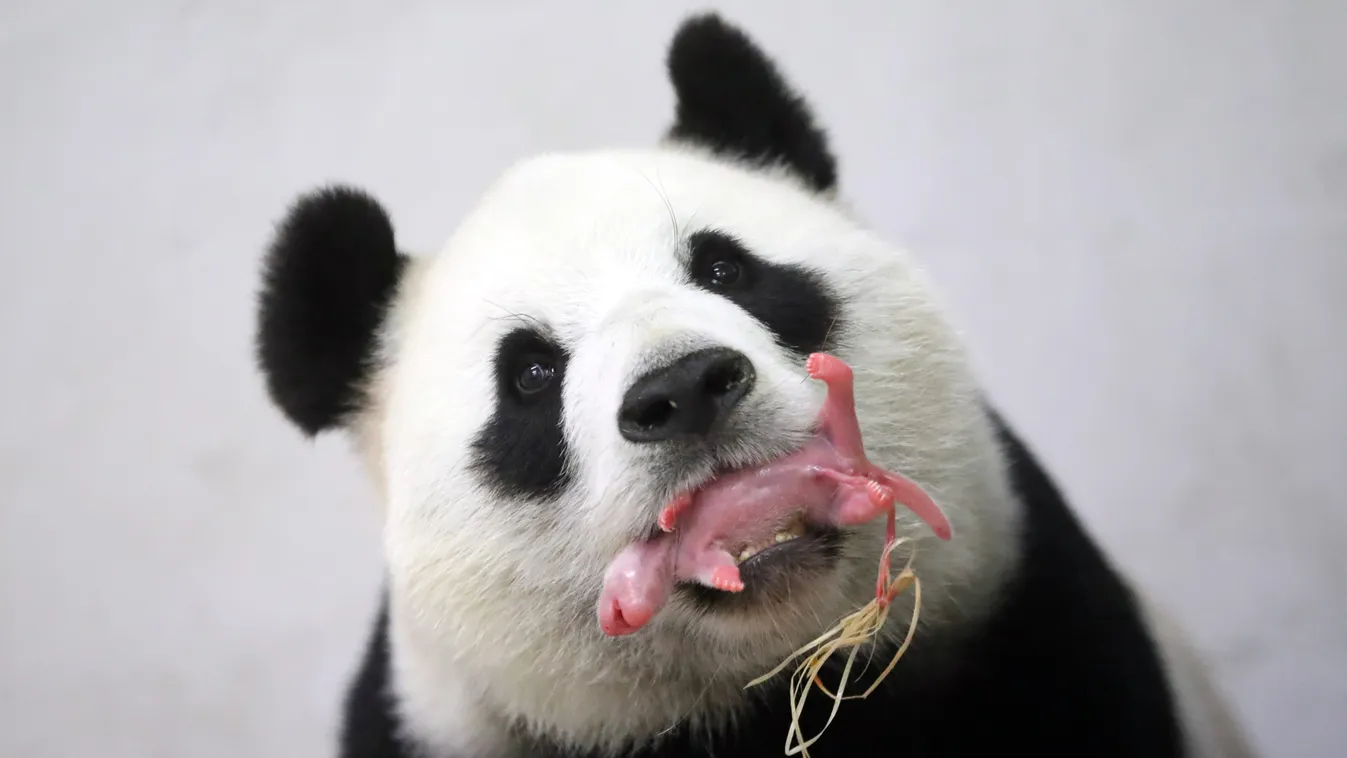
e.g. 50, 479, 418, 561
338, 413, 1185, 758
470, 327, 573, 499
685, 229, 842, 357
666, 13, 838, 193
256, 186, 407, 436
338, 600, 409, 758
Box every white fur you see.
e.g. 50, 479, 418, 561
352, 144, 1022, 755
1133, 591, 1258, 758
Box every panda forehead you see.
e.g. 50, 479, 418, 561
405, 147, 872, 369
474, 268, 680, 349
437, 150, 855, 299
452, 149, 844, 257
443, 229, 690, 348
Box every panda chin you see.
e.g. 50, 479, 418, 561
676, 521, 846, 612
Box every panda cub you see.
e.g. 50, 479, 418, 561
255, 12, 1255, 758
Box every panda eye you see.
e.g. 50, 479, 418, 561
688, 229, 751, 291
707, 258, 743, 287
515, 360, 556, 395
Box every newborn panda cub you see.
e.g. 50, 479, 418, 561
255, 13, 1256, 758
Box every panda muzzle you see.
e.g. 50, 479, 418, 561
596, 352, 951, 637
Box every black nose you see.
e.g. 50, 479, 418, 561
618, 347, 756, 443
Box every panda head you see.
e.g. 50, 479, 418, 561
256, 12, 1017, 754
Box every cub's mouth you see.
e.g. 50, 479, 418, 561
596, 353, 951, 638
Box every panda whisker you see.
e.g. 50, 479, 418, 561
482, 300, 549, 332
637, 169, 680, 242
656, 660, 727, 738
819, 315, 840, 352
677, 209, 701, 240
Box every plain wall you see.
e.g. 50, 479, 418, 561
2, 1, 1344, 756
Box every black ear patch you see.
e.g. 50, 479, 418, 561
666, 13, 837, 193
255, 186, 408, 436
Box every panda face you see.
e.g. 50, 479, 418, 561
381, 148, 905, 632
370, 146, 1008, 740
256, 13, 1018, 752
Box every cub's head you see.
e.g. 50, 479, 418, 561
256, 13, 1016, 753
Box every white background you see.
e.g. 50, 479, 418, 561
2, 1, 1343, 756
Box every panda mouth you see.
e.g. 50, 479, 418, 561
732, 510, 810, 564
678, 512, 846, 612
595, 353, 951, 638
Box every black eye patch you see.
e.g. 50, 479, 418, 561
685, 229, 842, 357
469, 327, 572, 500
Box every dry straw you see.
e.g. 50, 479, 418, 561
744, 511, 922, 757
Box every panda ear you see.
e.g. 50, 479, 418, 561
665, 13, 837, 193
255, 185, 407, 437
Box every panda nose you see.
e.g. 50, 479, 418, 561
618, 347, 756, 443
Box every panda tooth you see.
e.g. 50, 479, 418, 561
737, 526, 808, 564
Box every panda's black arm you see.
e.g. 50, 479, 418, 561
338, 595, 413, 758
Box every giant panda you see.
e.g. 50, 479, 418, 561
254, 13, 1256, 758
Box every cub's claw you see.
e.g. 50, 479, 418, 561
658, 492, 694, 532
708, 564, 744, 593
806, 352, 851, 384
